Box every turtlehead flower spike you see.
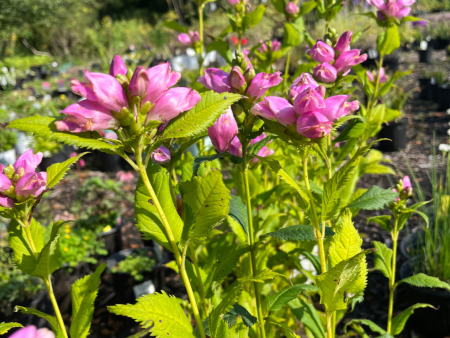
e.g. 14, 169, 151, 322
208, 109, 239, 153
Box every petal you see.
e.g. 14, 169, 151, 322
14, 149, 43, 173
318, 95, 349, 121
85, 71, 128, 112
198, 68, 232, 93
147, 88, 201, 122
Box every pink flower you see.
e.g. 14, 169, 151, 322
229, 134, 273, 160
145, 87, 201, 123
334, 50, 367, 75
198, 69, 232, 94
116, 170, 134, 183
402, 176, 412, 188
0, 173, 12, 194
15, 172, 47, 200
14, 150, 43, 174
317, 95, 349, 121
56, 100, 120, 133
251, 97, 297, 126
366, 0, 414, 21
335, 31, 352, 53
247, 72, 283, 100
0, 194, 14, 208
129, 66, 150, 98
10, 326, 55, 338
143, 63, 181, 106
229, 66, 247, 92
366, 67, 388, 83
289, 73, 319, 101
297, 111, 333, 139
208, 108, 239, 153
72, 71, 128, 113
227, 0, 247, 5
310, 41, 335, 63
258, 40, 281, 53
109, 55, 127, 77
151, 146, 171, 165
177, 31, 200, 46
286, 1, 299, 14
314, 62, 337, 83
294, 87, 326, 114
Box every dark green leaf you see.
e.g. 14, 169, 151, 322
267, 284, 318, 312
260, 224, 334, 241
367, 215, 392, 231
229, 194, 249, 234
192, 153, 223, 177
345, 186, 398, 210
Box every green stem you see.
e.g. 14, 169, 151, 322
327, 134, 333, 179
387, 219, 399, 334
283, 50, 292, 90
198, 4, 205, 75
189, 244, 208, 316
326, 311, 333, 338
367, 54, 384, 123
136, 140, 206, 338
242, 140, 266, 338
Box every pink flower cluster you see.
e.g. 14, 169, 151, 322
0, 150, 47, 208
251, 73, 359, 139
393, 175, 412, 201
311, 31, 367, 83
366, 67, 388, 83
57, 55, 201, 133
177, 31, 200, 47
258, 39, 281, 54
198, 57, 282, 100
367, 0, 415, 21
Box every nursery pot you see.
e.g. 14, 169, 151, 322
418, 78, 431, 100
106, 247, 163, 304
418, 49, 432, 63
438, 84, 450, 111
399, 261, 450, 338
100, 222, 124, 255
430, 80, 439, 102
377, 119, 407, 152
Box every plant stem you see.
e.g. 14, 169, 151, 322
326, 311, 333, 338
136, 139, 206, 338
242, 140, 266, 338
367, 54, 384, 123
198, 4, 205, 75
44, 277, 69, 338
189, 244, 208, 316
283, 50, 292, 90
387, 219, 399, 334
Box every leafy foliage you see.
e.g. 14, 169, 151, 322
260, 225, 334, 241
345, 186, 399, 210
0, 322, 23, 335
228, 195, 249, 235
266, 284, 318, 313
14, 306, 59, 333
46, 153, 89, 190
396, 273, 450, 291
391, 303, 434, 336
373, 241, 392, 279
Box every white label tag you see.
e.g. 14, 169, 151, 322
133, 280, 155, 299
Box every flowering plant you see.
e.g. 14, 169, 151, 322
1, 1, 450, 338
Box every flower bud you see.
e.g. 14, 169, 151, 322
3, 164, 15, 179
177, 33, 192, 46
14, 150, 43, 174
208, 109, 239, 153
129, 66, 150, 98
15, 172, 47, 201
116, 74, 129, 86
247, 72, 283, 100
285, 1, 299, 14
335, 31, 352, 53
235, 50, 252, 70
230, 66, 247, 92
198, 68, 232, 93
233, 104, 246, 123
244, 67, 256, 84
109, 55, 127, 77
0, 173, 13, 195
310, 41, 335, 63
334, 50, 368, 74
297, 111, 333, 139
293, 88, 326, 114
0, 194, 14, 208
313, 62, 337, 83
151, 146, 171, 165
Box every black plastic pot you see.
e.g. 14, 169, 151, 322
438, 85, 450, 111
100, 222, 124, 255
399, 261, 450, 338
106, 247, 164, 304
97, 152, 122, 173
377, 119, 407, 152
430, 80, 439, 102
418, 49, 432, 63
418, 78, 431, 100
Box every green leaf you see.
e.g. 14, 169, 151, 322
108, 291, 195, 338
260, 225, 334, 241
300, 1, 317, 15
344, 319, 392, 337
271, 0, 286, 13
229, 195, 249, 235
192, 153, 223, 177
345, 186, 398, 210
289, 297, 325, 338
135, 162, 183, 251
334, 121, 366, 143
266, 284, 318, 313
402, 208, 429, 226
180, 171, 230, 243
46, 152, 88, 190
7, 115, 121, 152
14, 306, 59, 333
162, 20, 187, 33
373, 241, 392, 279
283, 18, 305, 47
70, 264, 106, 338
243, 5, 265, 29
377, 25, 400, 56
367, 215, 392, 231
316, 250, 372, 311
294, 248, 322, 274
248, 135, 272, 155
278, 323, 301, 338
206, 40, 233, 65
159, 91, 242, 140
223, 304, 257, 327
391, 303, 434, 336
8, 218, 46, 275
363, 163, 396, 175
396, 273, 450, 291
0, 322, 23, 335
401, 16, 422, 23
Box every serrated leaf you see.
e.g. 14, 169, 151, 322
345, 186, 398, 210
192, 153, 223, 177
260, 225, 334, 241
344, 319, 392, 337
8, 219, 46, 275
391, 303, 434, 336
159, 91, 242, 140
223, 304, 256, 327
266, 284, 318, 313
367, 215, 392, 231
289, 297, 325, 338
228, 195, 249, 235
7, 115, 121, 151
70, 264, 106, 338
364, 163, 396, 175
180, 171, 230, 243
0, 322, 23, 334
316, 250, 372, 312
248, 135, 272, 155
373, 241, 392, 279
46, 152, 88, 190
14, 306, 59, 333
135, 162, 183, 251
396, 273, 450, 291
108, 291, 195, 338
